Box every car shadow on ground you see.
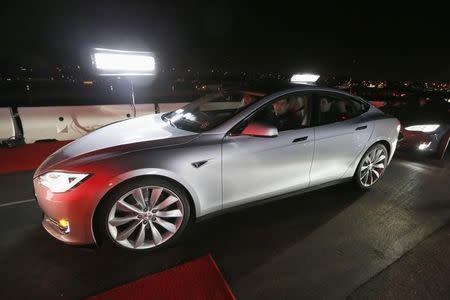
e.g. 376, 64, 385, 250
182, 182, 364, 285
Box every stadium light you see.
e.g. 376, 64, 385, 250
91, 48, 156, 76
91, 48, 156, 117
290, 73, 320, 84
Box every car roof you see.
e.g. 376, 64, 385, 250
223, 81, 301, 95
223, 80, 365, 102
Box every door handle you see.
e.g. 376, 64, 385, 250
292, 136, 308, 143
356, 125, 367, 131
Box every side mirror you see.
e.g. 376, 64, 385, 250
241, 122, 278, 137
369, 100, 387, 108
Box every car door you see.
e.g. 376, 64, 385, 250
310, 92, 373, 186
222, 92, 315, 209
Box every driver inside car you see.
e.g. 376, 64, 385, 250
273, 98, 299, 131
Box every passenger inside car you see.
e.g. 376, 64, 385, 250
331, 99, 348, 120
288, 95, 308, 126
320, 97, 334, 123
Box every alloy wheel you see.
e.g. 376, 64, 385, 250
359, 146, 387, 187
107, 186, 184, 250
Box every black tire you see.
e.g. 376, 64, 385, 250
95, 177, 191, 252
354, 143, 388, 190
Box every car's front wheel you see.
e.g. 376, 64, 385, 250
96, 177, 191, 251
354, 143, 388, 189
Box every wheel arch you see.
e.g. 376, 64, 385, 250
352, 141, 390, 189
347, 139, 391, 179
377, 140, 391, 158
91, 172, 198, 245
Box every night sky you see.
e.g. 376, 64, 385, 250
2, 1, 450, 79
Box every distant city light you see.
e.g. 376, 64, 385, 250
290, 73, 320, 84
91, 48, 155, 76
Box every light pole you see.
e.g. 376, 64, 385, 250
129, 78, 136, 117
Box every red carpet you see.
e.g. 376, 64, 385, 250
87, 255, 235, 300
0, 141, 71, 174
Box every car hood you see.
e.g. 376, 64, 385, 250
34, 113, 198, 176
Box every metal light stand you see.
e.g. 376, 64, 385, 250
129, 78, 137, 117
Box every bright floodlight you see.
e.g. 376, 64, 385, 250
92, 48, 155, 76
290, 73, 320, 84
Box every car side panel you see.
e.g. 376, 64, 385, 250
221, 128, 314, 208
104, 135, 224, 217
58, 134, 224, 225
369, 117, 400, 163
310, 115, 374, 186
342, 113, 400, 178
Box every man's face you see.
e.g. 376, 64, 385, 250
274, 99, 288, 115
242, 94, 254, 106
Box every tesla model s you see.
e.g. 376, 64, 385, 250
392, 96, 450, 160
34, 83, 400, 251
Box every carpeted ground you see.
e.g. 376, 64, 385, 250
87, 255, 235, 300
0, 141, 71, 174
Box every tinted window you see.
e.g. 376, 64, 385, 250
317, 93, 368, 124
245, 93, 312, 132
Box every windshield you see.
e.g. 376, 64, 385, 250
162, 89, 265, 132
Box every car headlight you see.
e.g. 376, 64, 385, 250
404, 124, 440, 133
39, 172, 90, 193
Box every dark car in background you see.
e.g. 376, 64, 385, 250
382, 94, 450, 159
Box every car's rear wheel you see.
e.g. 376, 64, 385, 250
354, 143, 388, 190
97, 177, 190, 251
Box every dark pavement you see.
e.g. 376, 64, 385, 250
0, 154, 449, 299
350, 223, 450, 299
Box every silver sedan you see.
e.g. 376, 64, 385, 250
34, 85, 400, 251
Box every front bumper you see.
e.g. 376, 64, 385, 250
397, 130, 439, 153
34, 177, 101, 245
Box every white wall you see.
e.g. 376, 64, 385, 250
135, 104, 156, 116
157, 103, 189, 113
17, 102, 191, 143
0, 107, 16, 141
19, 105, 135, 143
14, 103, 229, 143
